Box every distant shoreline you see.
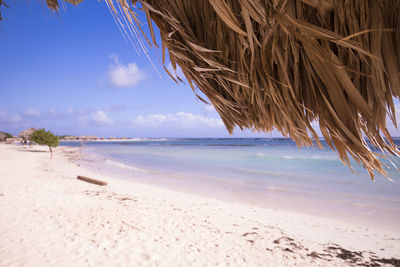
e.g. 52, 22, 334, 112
58, 136, 400, 142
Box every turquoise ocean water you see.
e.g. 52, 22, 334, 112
62, 138, 400, 229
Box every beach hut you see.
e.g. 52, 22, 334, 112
18, 128, 36, 143
61, 135, 79, 141
88, 135, 98, 140
80, 135, 89, 141
3, 0, 400, 178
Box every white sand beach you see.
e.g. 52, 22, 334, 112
0, 143, 399, 266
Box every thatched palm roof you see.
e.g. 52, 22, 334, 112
18, 128, 36, 140
3, 0, 400, 178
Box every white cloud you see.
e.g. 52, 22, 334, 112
107, 54, 145, 88
131, 112, 224, 129
91, 110, 113, 126
23, 108, 40, 117
0, 109, 22, 124
48, 109, 57, 116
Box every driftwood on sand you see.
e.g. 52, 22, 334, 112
77, 175, 108, 186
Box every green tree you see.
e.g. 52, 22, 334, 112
31, 129, 59, 158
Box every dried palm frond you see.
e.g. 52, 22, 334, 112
8, 0, 400, 179
64, 0, 84, 5
45, 0, 60, 11
0, 0, 9, 20
104, 0, 400, 179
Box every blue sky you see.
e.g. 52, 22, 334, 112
0, 1, 399, 138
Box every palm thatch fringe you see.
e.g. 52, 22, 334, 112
103, 0, 400, 179
6, 0, 400, 179
0, 0, 8, 20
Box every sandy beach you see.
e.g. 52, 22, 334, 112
0, 143, 399, 266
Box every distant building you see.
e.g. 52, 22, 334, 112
88, 135, 98, 140
80, 135, 89, 141
61, 136, 80, 141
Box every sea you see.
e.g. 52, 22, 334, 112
61, 138, 400, 230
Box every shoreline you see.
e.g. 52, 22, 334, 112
78, 143, 400, 232
0, 143, 399, 266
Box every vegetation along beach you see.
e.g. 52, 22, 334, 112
1, 0, 400, 266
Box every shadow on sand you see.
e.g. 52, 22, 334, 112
16, 149, 47, 153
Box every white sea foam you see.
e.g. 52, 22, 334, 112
104, 159, 148, 173
241, 168, 289, 177
282, 155, 307, 160
282, 155, 336, 160
256, 153, 336, 161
